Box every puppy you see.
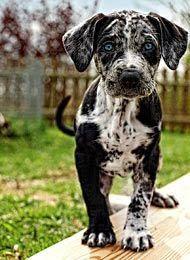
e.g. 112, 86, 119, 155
56, 10, 188, 251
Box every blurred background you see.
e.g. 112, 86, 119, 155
0, 0, 189, 259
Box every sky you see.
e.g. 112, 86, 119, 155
71, 0, 172, 17
96, 0, 172, 17
71, 0, 187, 28
0, 0, 182, 19
0, 0, 187, 29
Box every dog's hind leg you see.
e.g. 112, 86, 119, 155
151, 189, 179, 208
100, 173, 115, 215
151, 150, 179, 208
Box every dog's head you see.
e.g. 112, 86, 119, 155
63, 11, 188, 98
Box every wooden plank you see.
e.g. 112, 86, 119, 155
30, 173, 190, 260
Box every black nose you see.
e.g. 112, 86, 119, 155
119, 69, 141, 86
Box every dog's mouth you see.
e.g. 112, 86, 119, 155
105, 68, 155, 98
105, 79, 153, 98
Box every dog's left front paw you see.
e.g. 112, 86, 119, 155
121, 228, 154, 251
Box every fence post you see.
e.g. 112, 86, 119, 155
160, 68, 167, 130
26, 58, 44, 117
170, 70, 178, 131
182, 67, 190, 132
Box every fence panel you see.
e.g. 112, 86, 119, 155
44, 64, 190, 132
0, 57, 189, 132
0, 58, 43, 118
157, 66, 190, 131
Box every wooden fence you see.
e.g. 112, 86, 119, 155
44, 65, 190, 132
43, 70, 95, 121
157, 67, 190, 131
0, 58, 43, 117
0, 57, 189, 132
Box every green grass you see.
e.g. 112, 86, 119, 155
0, 119, 75, 180
0, 119, 190, 258
158, 131, 190, 186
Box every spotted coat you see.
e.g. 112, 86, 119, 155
61, 10, 188, 251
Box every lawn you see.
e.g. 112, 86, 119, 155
0, 120, 190, 259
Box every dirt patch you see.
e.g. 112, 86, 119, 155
0, 179, 45, 196
46, 167, 76, 179
0, 178, 60, 205
0, 169, 76, 204
31, 192, 58, 205
0, 168, 76, 191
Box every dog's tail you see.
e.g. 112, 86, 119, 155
55, 95, 75, 136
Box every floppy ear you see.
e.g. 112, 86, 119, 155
63, 13, 113, 72
147, 12, 188, 70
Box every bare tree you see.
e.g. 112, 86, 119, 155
159, 0, 190, 29
0, 0, 99, 61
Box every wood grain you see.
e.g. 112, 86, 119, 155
30, 173, 190, 260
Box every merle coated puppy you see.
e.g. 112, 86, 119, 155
56, 10, 188, 251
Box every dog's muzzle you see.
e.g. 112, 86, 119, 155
119, 68, 142, 88
113, 67, 146, 98
106, 67, 151, 98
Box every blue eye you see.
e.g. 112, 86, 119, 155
144, 42, 154, 51
103, 42, 114, 52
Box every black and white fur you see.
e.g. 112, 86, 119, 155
56, 10, 188, 251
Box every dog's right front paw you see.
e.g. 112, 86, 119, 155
81, 228, 116, 247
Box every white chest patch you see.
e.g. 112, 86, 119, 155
76, 85, 154, 177
99, 102, 153, 177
